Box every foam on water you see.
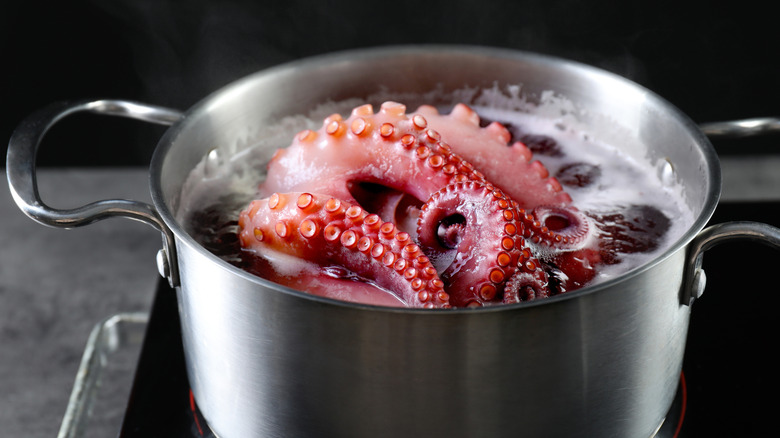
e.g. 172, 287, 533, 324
472, 105, 694, 282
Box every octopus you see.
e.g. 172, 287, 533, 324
236, 102, 609, 308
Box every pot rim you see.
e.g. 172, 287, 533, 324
149, 44, 722, 314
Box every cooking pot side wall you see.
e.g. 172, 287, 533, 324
149, 47, 711, 438
175, 235, 690, 438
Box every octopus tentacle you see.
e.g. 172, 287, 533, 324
414, 103, 572, 208
510, 202, 596, 291
503, 267, 551, 303
515, 205, 591, 250
238, 192, 451, 308
236, 101, 612, 308
261, 102, 487, 228
416, 181, 547, 307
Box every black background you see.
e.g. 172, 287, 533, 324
2, 0, 779, 167
3, 2, 778, 435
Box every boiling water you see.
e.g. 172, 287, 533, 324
474, 106, 693, 284
177, 93, 694, 304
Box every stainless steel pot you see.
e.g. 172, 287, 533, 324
8, 46, 780, 438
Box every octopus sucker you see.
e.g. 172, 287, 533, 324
237, 101, 616, 308
529, 206, 590, 250
415, 181, 546, 307
414, 104, 573, 208
412, 114, 428, 129
260, 104, 488, 224
239, 192, 450, 308
380, 101, 406, 116
503, 269, 551, 303
351, 103, 374, 117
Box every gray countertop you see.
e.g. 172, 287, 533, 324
1, 169, 161, 437
2, 160, 779, 437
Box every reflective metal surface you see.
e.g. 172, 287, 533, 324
9, 46, 780, 438
175, 242, 690, 437
58, 313, 149, 438
700, 117, 780, 137
7, 100, 181, 229
150, 46, 719, 438
6, 99, 183, 286
682, 221, 780, 305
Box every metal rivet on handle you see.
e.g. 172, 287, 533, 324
689, 268, 707, 305
156, 248, 170, 280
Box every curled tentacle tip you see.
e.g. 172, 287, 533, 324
532, 205, 591, 250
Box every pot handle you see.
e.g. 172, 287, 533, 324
6, 99, 184, 287
699, 117, 780, 137
682, 117, 780, 304
682, 221, 780, 305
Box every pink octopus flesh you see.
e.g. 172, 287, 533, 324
236, 101, 659, 308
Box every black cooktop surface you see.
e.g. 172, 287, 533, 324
119, 201, 780, 437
